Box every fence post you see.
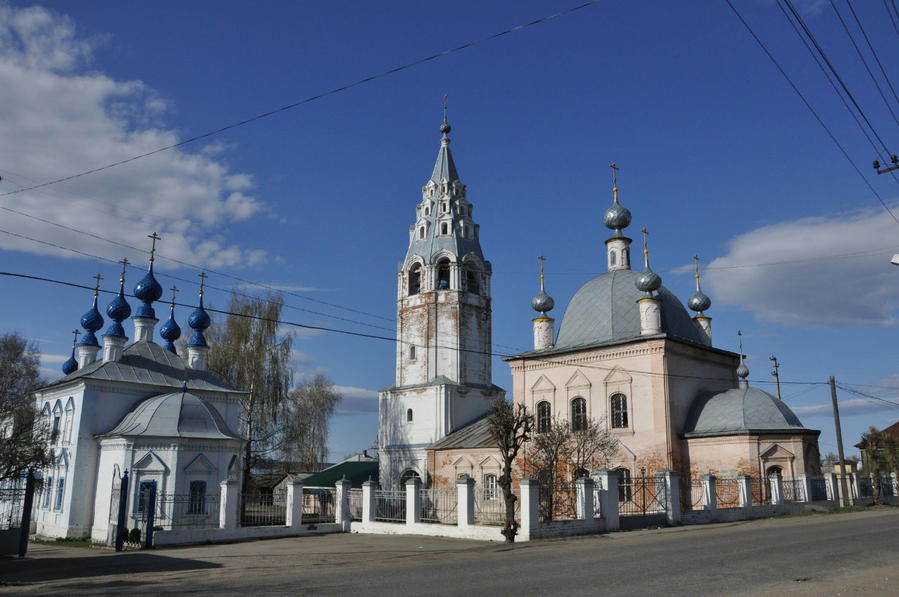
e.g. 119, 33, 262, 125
658, 470, 680, 525
115, 471, 130, 551
769, 473, 784, 506
456, 475, 474, 528
797, 475, 811, 503
593, 469, 619, 530
738, 475, 752, 510
574, 477, 594, 522
849, 473, 860, 502
219, 478, 239, 529
701, 474, 717, 511
891, 473, 898, 496
144, 484, 156, 548
405, 476, 421, 525
18, 470, 35, 558
519, 478, 539, 540
825, 472, 838, 503
362, 480, 376, 524
285, 478, 304, 529
334, 478, 351, 528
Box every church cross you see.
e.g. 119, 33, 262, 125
198, 272, 208, 296
443, 93, 448, 123
147, 232, 161, 263
738, 329, 743, 355
71, 329, 80, 347
693, 254, 701, 290
92, 273, 103, 297
641, 227, 649, 267
610, 163, 620, 202
169, 285, 179, 307
119, 257, 130, 284
538, 255, 546, 291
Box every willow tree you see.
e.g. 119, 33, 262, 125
281, 375, 341, 472
206, 292, 293, 490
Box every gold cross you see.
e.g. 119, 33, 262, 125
641, 228, 650, 267
147, 232, 161, 263
92, 273, 103, 297
693, 254, 701, 289
170, 285, 179, 307
610, 163, 620, 202
538, 255, 546, 290
119, 257, 130, 284
198, 272, 208, 296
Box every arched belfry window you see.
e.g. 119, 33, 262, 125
536, 401, 551, 433
610, 251, 617, 266
409, 344, 416, 360
408, 264, 421, 296
406, 408, 413, 423
399, 469, 420, 488
623, 248, 629, 266
466, 268, 479, 295
440, 222, 448, 235
611, 393, 628, 428
571, 397, 587, 431
437, 259, 450, 290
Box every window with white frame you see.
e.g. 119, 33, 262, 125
43, 477, 52, 508
611, 393, 628, 428
484, 474, 498, 499
536, 401, 551, 433
189, 481, 207, 514
54, 477, 65, 510
571, 397, 587, 431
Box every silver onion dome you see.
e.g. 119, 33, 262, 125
635, 267, 662, 293
531, 290, 555, 314
688, 290, 711, 313
603, 200, 632, 232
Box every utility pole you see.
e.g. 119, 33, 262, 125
830, 376, 852, 506
873, 155, 899, 174
770, 356, 782, 400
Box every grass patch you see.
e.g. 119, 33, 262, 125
32, 537, 93, 548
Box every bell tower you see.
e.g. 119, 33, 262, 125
379, 103, 504, 488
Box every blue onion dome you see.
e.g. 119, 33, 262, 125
159, 306, 182, 353
134, 264, 163, 318
603, 201, 631, 232
635, 267, 662, 293
104, 284, 131, 338
62, 349, 78, 375
188, 295, 211, 347
688, 290, 711, 313
78, 295, 104, 347
531, 290, 555, 314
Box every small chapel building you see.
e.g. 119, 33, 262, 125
31, 250, 245, 541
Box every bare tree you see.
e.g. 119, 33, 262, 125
570, 416, 618, 475
0, 333, 50, 483
861, 426, 887, 505
206, 292, 293, 490
281, 375, 341, 472
486, 396, 533, 543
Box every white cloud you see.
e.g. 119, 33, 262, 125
792, 397, 899, 417
705, 207, 899, 327
40, 353, 68, 364
0, 4, 265, 269
333, 385, 378, 399
332, 385, 379, 415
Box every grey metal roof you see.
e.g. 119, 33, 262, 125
430, 140, 459, 184
42, 341, 241, 394
430, 414, 495, 450
683, 386, 813, 437
101, 391, 243, 440
554, 269, 704, 350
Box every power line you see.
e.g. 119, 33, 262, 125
835, 382, 899, 408
1, 269, 831, 388
725, 0, 899, 226
0, 0, 603, 200
844, 0, 899, 109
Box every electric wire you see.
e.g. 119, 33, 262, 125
885, 0, 899, 39
725, 0, 899, 226
835, 382, 899, 408
0, 0, 603, 200
1, 270, 831, 388
844, 0, 899, 109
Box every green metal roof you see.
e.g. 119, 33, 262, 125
301, 460, 379, 489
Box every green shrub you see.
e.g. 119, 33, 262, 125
128, 528, 141, 543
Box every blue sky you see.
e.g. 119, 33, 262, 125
1, 0, 898, 462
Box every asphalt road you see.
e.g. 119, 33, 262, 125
2, 508, 898, 596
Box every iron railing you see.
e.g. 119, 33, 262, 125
475, 487, 519, 525
808, 477, 830, 501
618, 476, 663, 516
303, 488, 336, 523
858, 475, 874, 498
0, 488, 27, 530
714, 477, 741, 509
241, 489, 287, 527
680, 479, 706, 512
155, 493, 221, 529
782, 479, 803, 503
374, 489, 405, 522
419, 488, 457, 524
348, 488, 363, 521
881, 475, 896, 496
538, 482, 577, 521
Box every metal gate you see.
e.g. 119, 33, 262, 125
618, 472, 666, 530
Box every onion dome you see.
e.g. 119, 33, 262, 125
134, 263, 163, 318
62, 330, 79, 375
188, 275, 211, 347
78, 279, 104, 347
531, 256, 555, 316
635, 227, 661, 294
104, 263, 132, 338
603, 164, 631, 234
688, 255, 711, 314
160, 304, 181, 354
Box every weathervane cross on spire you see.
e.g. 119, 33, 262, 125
92, 273, 103, 297
71, 329, 80, 346
147, 232, 161, 263
169, 285, 179, 308
198, 272, 208, 296
443, 93, 448, 123
610, 163, 620, 203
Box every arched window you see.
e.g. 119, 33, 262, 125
536, 401, 551, 433
409, 345, 416, 360
617, 468, 632, 502
406, 408, 413, 423
571, 397, 587, 431
440, 222, 448, 235
408, 264, 421, 296
399, 470, 420, 487
611, 394, 628, 429
466, 269, 479, 295
623, 248, 629, 266
63, 399, 74, 443
436, 259, 450, 290
609, 250, 617, 266
419, 227, 425, 239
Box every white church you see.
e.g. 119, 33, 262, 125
32, 249, 245, 541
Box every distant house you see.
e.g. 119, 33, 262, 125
855, 421, 899, 473
301, 459, 379, 490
